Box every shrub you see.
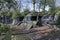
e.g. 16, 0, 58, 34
0, 24, 10, 33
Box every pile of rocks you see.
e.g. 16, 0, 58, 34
26, 25, 54, 40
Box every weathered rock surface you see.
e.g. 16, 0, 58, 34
26, 25, 54, 40
7, 24, 60, 40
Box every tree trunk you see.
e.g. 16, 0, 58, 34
37, 13, 39, 22
44, 0, 46, 14
33, 4, 35, 12
39, 6, 40, 12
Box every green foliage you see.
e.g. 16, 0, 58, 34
55, 6, 60, 13
11, 11, 18, 19
39, 0, 56, 14
4, 30, 12, 40
0, 24, 10, 33
0, 24, 11, 40
11, 10, 22, 19
40, 0, 55, 7
56, 15, 60, 25
21, 8, 30, 16
0, 0, 17, 10
0, 0, 18, 20
40, 0, 47, 5
0, 11, 2, 16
